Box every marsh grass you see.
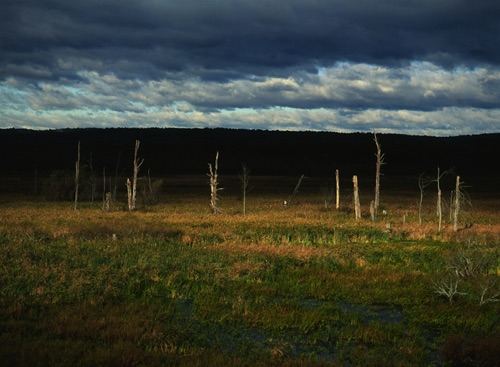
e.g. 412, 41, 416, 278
0, 181, 498, 366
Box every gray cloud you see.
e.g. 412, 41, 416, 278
0, 0, 499, 135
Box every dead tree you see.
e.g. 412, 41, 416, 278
208, 151, 223, 213
335, 169, 340, 210
424, 167, 454, 232
353, 175, 361, 220
436, 167, 443, 232
453, 176, 461, 232
74, 141, 80, 211
128, 140, 144, 211
373, 133, 385, 222
126, 178, 132, 210
435, 167, 453, 233
287, 174, 305, 206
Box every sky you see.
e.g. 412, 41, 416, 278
1, 0, 500, 136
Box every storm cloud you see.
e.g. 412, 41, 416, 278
1, 0, 499, 135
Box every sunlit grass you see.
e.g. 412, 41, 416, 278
0, 182, 498, 366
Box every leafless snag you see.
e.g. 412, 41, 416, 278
353, 175, 361, 220
287, 174, 305, 206
432, 277, 466, 304
435, 167, 453, 233
128, 140, 144, 211
335, 169, 340, 210
373, 132, 385, 222
208, 151, 223, 213
453, 176, 461, 232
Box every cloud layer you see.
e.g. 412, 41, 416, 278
1, 0, 499, 135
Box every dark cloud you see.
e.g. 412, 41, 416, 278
2, 0, 499, 82
0, 0, 499, 135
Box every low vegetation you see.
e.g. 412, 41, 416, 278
0, 176, 498, 366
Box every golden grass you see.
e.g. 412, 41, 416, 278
0, 185, 498, 366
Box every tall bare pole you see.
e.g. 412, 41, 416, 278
240, 164, 250, 216
127, 178, 132, 211
353, 175, 361, 220
128, 140, 144, 211
436, 167, 443, 232
453, 176, 461, 232
287, 174, 305, 206
335, 169, 340, 210
208, 151, 222, 213
74, 141, 80, 211
373, 132, 384, 222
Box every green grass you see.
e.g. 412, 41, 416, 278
0, 185, 499, 366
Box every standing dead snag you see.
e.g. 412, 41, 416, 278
373, 132, 385, 222
126, 178, 132, 210
128, 140, 144, 211
435, 167, 453, 233
335, 169, 340, 210
208, 151, 223, 213
436, 167, 443, 232
287, 174, 305, 206
453, 176, 461, 232
353, 175, 361, 220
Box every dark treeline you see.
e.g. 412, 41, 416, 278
1, 127, 499, 182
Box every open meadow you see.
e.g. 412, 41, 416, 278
0, 175, 499, 367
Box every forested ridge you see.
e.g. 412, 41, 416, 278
1, 128, 498, 179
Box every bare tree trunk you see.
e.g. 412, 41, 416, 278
74, 141, 80, 211
453, 176, 460, 232
240, 164, 250, 216
287, 174, 305, 205
208, 151, 222, 213
335, 169, 340, 210
129, 140, 144, 211
353, 175, 361, 220
373, 133, 384, 222
127, 178, 132, 211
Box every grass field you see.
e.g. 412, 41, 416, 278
0, 175, 499, 366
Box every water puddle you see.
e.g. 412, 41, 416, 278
171, 296, 412, 363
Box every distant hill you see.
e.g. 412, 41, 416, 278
0, 128, 499, 181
